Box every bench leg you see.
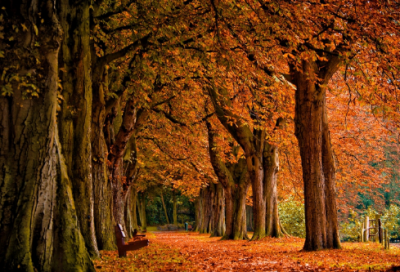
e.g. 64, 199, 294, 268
118, 247, 127, 257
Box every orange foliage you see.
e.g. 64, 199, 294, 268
94, 231, 400, 271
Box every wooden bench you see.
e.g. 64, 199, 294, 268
132, 228, 146, 240
115, 224, 149, 257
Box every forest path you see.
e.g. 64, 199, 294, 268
94, 231, 400, 271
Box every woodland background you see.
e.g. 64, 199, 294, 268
0, 0, 399, 271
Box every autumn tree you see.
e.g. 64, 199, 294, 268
0, 1, 94, 270
205, 117, 251, 239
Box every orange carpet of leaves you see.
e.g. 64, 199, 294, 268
94, 231, 400, 271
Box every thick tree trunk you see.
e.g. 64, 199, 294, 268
264, 143, 285, 237
89, 46, 116, 250
206, 121, 248, 240
0, 2, 94, 270
322, 95, 341, 249
293, 60, 341, 250
223, 182, 250, 240
207, 88, 282, 241
233, 181, 251, 240
198, 187, 213, 233
247, 130, 266, 240
91, 76, 115, 250
211, 183, 225, 237
59, 0, 99, 257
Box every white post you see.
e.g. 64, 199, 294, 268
364, 216, 369, 242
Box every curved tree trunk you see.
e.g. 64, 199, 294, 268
206, 120, 249, 240
59, 0, 99, 257
0, 1, 94, 270
207, 86, 283, 241
293, 60, 341, 251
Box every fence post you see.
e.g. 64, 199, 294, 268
364, 216, 369, 242
378, 218, 383, 243
361, 221, 365, 242
384, 229, 390, 250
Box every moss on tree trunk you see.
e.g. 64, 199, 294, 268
58, 0, 99, 258
0, 1, 94, 270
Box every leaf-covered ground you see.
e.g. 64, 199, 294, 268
94, 231, 400, 271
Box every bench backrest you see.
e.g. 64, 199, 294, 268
115, 224, 127, 246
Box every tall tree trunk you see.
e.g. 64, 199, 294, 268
264, 143, 285, 237
206, 121, 249, 240
223, 181, 250, 240
161, 191, 170, 224
293, 60, 341, 250
91, 65, 115, 250
0, 1, 94, 270
107, 99, 138, 224
194, 198, 203, 231
59, 0, 99, 257
211, 183, 225, 237
137, 192, 147, 231
246, 130, 266, 240
208, 86, 282, 240
198, 187, 213, 233
322, 94, 341, 249
173, 190, 178, 225
129, 188, 139, 231
246, 205, 253, 231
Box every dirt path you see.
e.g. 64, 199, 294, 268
94, 231, 400, 272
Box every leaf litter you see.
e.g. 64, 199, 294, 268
94, 231, 400, 271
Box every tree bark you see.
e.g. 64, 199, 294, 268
0, 1, 94, 270
207, 86, 283, 240
59, 0, 99, 257
264, 143, 286, 237
173, 190, 178, 225
198, 187, 213, 233
194, 198, 203, 231
137, 192, 147, 231
206, 120, 250, 240
293, 59, 341, 250
210, 183, 226, 237
161, 191, 170, 224
91, 65, 115, 250
124, 187, 139, 238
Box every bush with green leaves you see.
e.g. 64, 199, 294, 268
340, 205, 400, 241
278, 198, 306, 238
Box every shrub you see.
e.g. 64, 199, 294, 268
278, 198, 306, 238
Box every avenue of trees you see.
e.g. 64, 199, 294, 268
0, 0, 399, 271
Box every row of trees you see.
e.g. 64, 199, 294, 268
1, 0, 399, 271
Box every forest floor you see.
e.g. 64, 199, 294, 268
94, 231, 400, 271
